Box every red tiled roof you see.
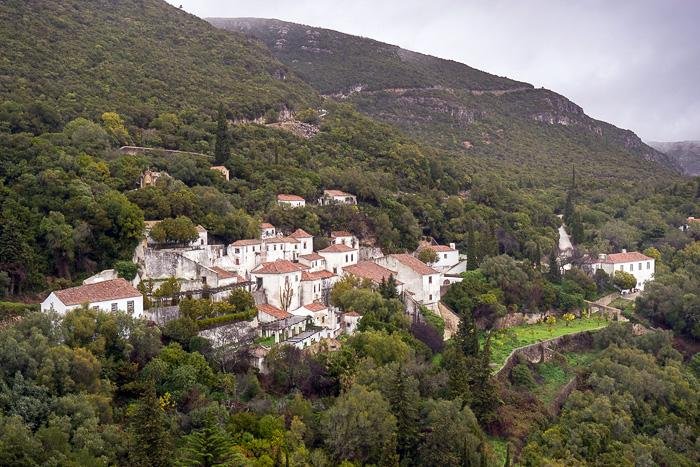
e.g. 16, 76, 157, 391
319, 243, 355, 253
231, 239, 262, 246
52, 278, 141, 306
688, 217, 700, 223
344, 311, 361, 317
257, 303, 291, 319
344, 261, 401, 284
300, 253, 324, 261
426, 244, 456, 252
211, 267, 239, 280
277, 194, 305, 202
266, 236, 299, 244
290, 228, 313, 238
324, 189, 353, 197
391, 254, 440, 275
261, 223, 275, 229
301, 270, 336, 281
304, 302, 328, 312
599, 252, 653, 264
253, 260, 304, 274
331, 230, 353, 238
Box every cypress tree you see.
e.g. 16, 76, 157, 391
127, 383, 172, 467
213, 103, 230, 165
386, 364, 419, 462
547, 250, 561, 283
466, 227, 478, 270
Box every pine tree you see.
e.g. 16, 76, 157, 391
456, 308, 480, 357
213, 103, 230, 165
379, 274, 399, 299
127, 384, 172, 467
385, 364, 419, 462
466, 227, 478, 270
176, 418, 234, 467
547, 250, 561, 283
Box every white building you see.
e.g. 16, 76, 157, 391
589, 250, 655, 291
344, 261, 405, 295
41, 278, 144, 317
292, 301, 334, 328
289, 228, 314, 255
260, 222, 277, 240
375, 254, 442, 310
301, 269, 337, 304
257, 303, 292, 323
343, 311, 361, 334
251, 260, 304, 311
319, 189, 357, 206
264, 236, 301, 262
277, 194, 306, 208
228, 239, 263, 276
298, 253, 326, 272
331, 231, 357, 248
210, 165, 230, 181
318, 243, 358, 275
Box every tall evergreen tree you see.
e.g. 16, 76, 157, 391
466, 226, 478, 270
127, 383, 173, 467
570, 209, 585, 244
385, 364, 420, 462
379, 274, 399, 299
213, 103, 230, 165
456, 308, 480, 357
175, 418, 235, 467
547, 250, 561, 283
563, 165, 577, 224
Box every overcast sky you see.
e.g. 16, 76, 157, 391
168, 0, 699, 142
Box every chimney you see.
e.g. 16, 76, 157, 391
449, 242, 456, 250
621, 248, 627, 253
598, 253, 607, 260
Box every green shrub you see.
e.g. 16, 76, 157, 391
0, 301, 38, 320
197, 309, 256, 330
511, 363, 536, 389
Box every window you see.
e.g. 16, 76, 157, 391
111, 303, 118, 312
235, 259, 240, 265
345, 254, 348, 262
351, 254, 354, 261
429, 276, 433, 284
235, 248, 240, 253
127, 300, 134, 313
333, 267, 337, 274
444, 254, 447, 259
303, 242, 307, 249
647, 262, 650, 269
620, 265, 624, 271
638, 263, 642, 270
429, 294, 433, 300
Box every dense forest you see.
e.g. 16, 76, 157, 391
0, 0, 699, 465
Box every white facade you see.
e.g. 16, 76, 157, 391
298, 253, 326, 272
264, 238, 300, 262
300, 270, 338, 305
319, 190, 357, 206
228, 240, 263, 276
260, 223, 277, 240
289, 229, 314, 256
251, 262, 303, 311
375, 254, 442, 309
343, 312, 361, 335
318, 244, 358, 275
425, 244, 460, 271
590, 251, 655, 291
277, 195, 306, 208
331, 231, 357, 248
42, 293, 144, 317
41, 279, 144, 318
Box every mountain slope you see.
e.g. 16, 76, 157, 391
0, 1, 318, 124
210, 18, 681, 179
648, 141, 700, 176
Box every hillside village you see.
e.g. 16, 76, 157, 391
40, 170, 658, 370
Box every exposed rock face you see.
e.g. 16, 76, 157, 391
648, 140, 700, 176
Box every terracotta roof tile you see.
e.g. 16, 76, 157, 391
426, 244, 456, 252
331, 230, 353, 237
301, 270, 336, 281
304, 302, 328, 312
231, 239, 262, 246
52, 278, 141, 306
300, 253, 324, 261
599, 252, 653, 264
344, 311, 361, 317
324, 189, 352, 197
211, 267, 241, 281
319, 244, 355, 253
344, 261, 402, 284
290, 228, 313, 238
277, 194, 305, 202
257, 303, 291, 319
391, 254, 440, 275
261, 223, 275, 229
253, 261, 304, 274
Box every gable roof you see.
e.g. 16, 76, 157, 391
231, 239, 262, 246
323, 189, 353, 197
253, 260, 304, 274
304, 302, 328, 312
300, 253, 324, 261
211, 267, 245, 282
52, 278, 141, 306
301, 270, 336, 281
196, 225, 207, 233
290, 228, 313, 238
390, 254, 440, 275
257, 303, 291, 319
344, 261, 402, 284
600, 252, 653, 264
319, 243, 355, 253
277, 194, 305, 202
331, 230, 353, 238
260, 222, 275, 229
426, 244, 456, 252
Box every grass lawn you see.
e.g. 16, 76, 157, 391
489, 315, 609, 370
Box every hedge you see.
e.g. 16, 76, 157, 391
0, 301, 39, 320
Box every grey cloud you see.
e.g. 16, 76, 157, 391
169, 0, 700, 141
